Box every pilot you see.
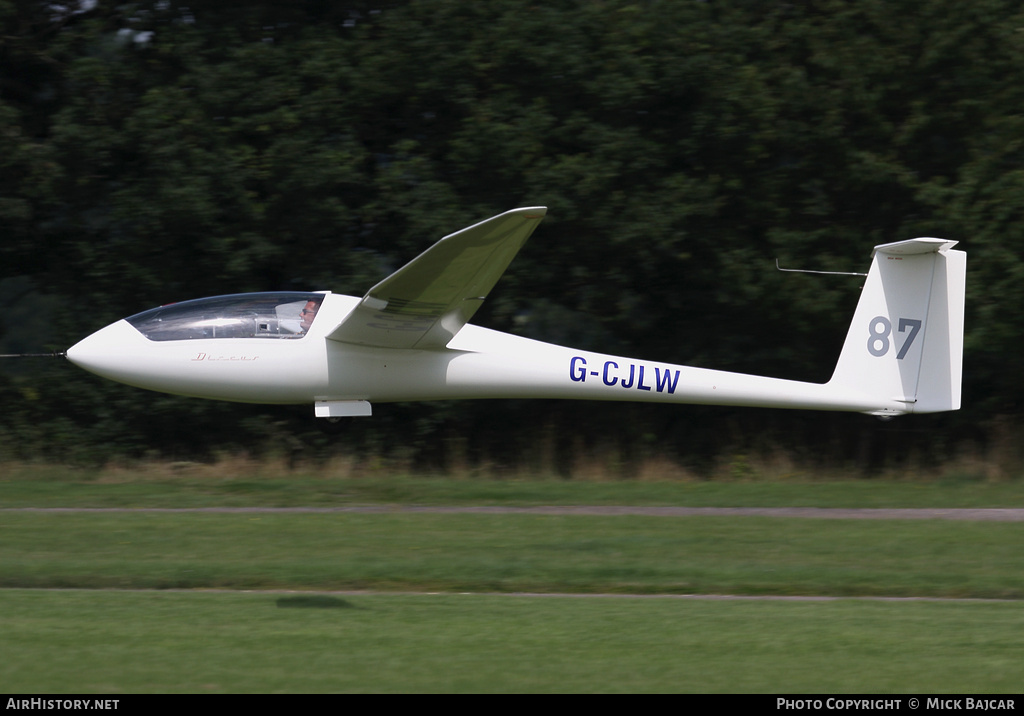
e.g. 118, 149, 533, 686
299, 300, 319, 333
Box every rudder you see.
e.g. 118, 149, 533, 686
829, 238, 966, 415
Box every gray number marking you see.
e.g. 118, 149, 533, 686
896, 318, 922, 360
868, 316, 922, 360
867, 316, 892, 357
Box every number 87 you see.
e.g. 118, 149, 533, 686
868, 316, 922, 360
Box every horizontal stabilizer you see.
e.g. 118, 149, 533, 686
873, 237, 959, 256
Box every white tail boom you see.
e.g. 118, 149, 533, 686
439, 236, 967, 417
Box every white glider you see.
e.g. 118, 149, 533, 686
66, 207, 966, 420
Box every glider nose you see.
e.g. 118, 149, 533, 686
66, 320, 146, 379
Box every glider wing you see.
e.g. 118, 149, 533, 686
326, 207, 547, 349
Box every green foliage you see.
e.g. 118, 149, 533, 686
2, 0, 1024, 466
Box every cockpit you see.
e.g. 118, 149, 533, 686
126, 292, 325, 342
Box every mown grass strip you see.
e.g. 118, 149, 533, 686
1, 589, 1021, 693
2, 512, 1022, 598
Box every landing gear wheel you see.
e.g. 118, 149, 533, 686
316, 416, 347, 435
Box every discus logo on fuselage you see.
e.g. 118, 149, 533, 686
569, 356, 680, 394
191, 352, 259, 362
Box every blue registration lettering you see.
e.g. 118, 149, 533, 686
637, 365, 652, 391
570, 356, 587, 382
602, 361, 618, 386
620, 364, 636, 389
655, 367, 680, 394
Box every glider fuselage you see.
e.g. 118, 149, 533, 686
64, 207, 966, 419
67, 291, 908, 416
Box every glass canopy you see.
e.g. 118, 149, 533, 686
126, 292, 324, 342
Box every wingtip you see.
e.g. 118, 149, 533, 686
511, 206, 547, 220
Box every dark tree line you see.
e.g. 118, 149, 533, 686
2, 0, 1023, 471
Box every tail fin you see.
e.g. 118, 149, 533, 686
829, 238, 966, 416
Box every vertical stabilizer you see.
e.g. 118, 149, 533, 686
829, 239, 966, 415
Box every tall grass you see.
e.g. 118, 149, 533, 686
4, 433, 1024, 485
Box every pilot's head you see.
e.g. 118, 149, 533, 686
300, 300, 318, 332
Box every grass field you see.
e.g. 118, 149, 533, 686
2, 463, 1023, 692
3, 511, 1023, 597
2, 590, 1022, 693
